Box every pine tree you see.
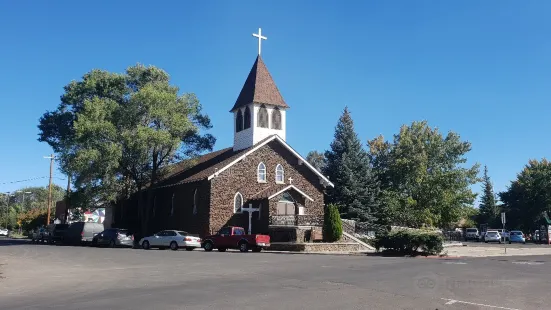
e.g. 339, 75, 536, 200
323, 203, 343, 242
479, 165, 499, 226
324, 107, 380, 228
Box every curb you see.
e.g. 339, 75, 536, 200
262, 250, 372, 256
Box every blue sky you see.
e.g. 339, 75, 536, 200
1, 1, 550, 201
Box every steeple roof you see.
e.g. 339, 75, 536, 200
230, 55, 289, 112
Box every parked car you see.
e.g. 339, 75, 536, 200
484, 231, 502, 243
140, 230, 201, 251
478, 231, 486, 242
0, 228, 8, 236
31, 226, 50, 243
509, 231, 526, 244
63, 222, 104, 246
465, 228, 479, 241
202, 226, 270, 253
47, 224, 69, 244
92, 228, 134, 248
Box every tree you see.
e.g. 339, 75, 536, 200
38, 65, 216, 235
478, 166, 499, 227
499, 159, 551, 231
324, 107, 380, 227
0, 185, 65, 230
368, 121, 479, 228
323, 204, 343, 242
306, 151, 326, 172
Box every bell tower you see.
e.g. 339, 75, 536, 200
231, 28, 289, 151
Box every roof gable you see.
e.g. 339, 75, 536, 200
230, 55, 289, 112
207, 135, 334, 187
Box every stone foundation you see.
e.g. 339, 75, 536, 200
268, 242, 362, 252
268, 226, 320, 243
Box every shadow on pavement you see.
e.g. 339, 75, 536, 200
0, 237, 30, 247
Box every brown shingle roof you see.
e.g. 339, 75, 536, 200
156, 136, 276, 188
230, 55, 289, 112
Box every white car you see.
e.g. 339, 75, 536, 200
0, 228, 8, 236
140, 230, 201, 251
484, 231, 502, 243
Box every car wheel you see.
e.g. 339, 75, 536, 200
499, 241, 502, 244
509, 241, 511, 244
170, 241, 179, 251
185, 247, 194, 251
109, 240, 116, 248
485, 241, 488, 243
239, 242, 249, 252
203, 241, 213, 252
252, 247, 262, 253
91, 239, 98, 247
142, 240, 150, 250
217, 248, 226, 252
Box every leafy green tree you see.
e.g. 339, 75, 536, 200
38, 65, 215, 235
478, 166, 500, 227
324, 107, 380, 227
0, 185, 65, 230
323, 204, 343, 242
368, 121, 479, 228
306, 150, 326, 172
499, 159, 551, 231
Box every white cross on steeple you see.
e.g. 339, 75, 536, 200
252, 28, 267, 55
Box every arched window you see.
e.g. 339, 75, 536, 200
234, 192, 243, 213
244, 106, 251, 129
257, 105, 269, 128
236, 109, 243, 132
193, 188, 198, 215
257, 162, 266, 182
170, 193, 175, 217
271, 108, 282, 129
275, 164, 284, 183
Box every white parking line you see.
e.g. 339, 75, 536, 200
512, 261, 544, 265
441, 298, 521, 310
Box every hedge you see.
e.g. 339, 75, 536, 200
373, 229, 443, 256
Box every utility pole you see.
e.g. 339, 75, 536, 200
44, 154, 55, 225
4, 192, 10, 229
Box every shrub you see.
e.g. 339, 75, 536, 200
373, 229, 443, 256
323, 204, 343, 242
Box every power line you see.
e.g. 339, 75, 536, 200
0, 176, 66, 185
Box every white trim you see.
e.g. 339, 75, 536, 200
275, 164, 284, 184
268, 185, 314, 202
207, 135, 334, 187
233, 192, 243, 214
257, 162, 267, 183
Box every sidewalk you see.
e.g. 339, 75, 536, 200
443, 245, 551, 257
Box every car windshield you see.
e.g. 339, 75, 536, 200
466, 229, 477, 232
118, 229, 130, 235
487, 232, 498, 236
511, 231, 522, 235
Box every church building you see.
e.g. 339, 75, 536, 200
114, 29, 334, 239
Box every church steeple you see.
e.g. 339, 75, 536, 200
230, 55, 289, 112
232, 28, 289, 151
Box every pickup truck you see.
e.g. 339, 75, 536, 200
202, 226, 270, 253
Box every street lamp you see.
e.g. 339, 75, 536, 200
2, 192, 15, 229
16, 191, 33, 210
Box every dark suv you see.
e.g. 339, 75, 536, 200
92, 228, 134, 248
47, 224, 69, 244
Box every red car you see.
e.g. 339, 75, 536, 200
202, 226, 270, 252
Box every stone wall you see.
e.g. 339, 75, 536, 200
209, 140, 326, 234
268, 242, 361, 252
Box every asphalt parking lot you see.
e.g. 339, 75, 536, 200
1, 237, 550, 310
